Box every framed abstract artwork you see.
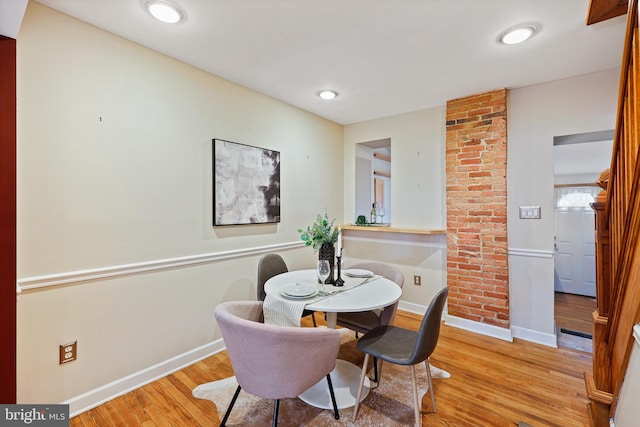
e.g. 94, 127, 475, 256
212, 139, 281, 226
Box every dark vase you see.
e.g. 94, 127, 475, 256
318, 243, 335, 284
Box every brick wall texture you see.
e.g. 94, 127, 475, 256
445, 88, 509, 329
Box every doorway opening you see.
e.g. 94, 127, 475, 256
553, 130, 613, 349
355, 138, 391, 224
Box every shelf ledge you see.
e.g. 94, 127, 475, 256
341, 225, 446, 235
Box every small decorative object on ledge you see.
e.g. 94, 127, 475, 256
298, 211, 339, 284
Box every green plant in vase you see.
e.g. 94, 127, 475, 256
298, 211, 340, 250
298, 211, 339, 283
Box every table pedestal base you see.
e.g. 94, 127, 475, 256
299, 359, 370, 409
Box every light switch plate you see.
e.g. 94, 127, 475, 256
519, 206, 541, 219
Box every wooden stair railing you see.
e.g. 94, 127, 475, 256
588, 0, 640, 425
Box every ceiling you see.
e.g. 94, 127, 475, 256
25, 1, 629, 124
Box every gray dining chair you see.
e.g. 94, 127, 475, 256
352, 287, 449, 426
257, 253, 317, 326
214, 301, 341, 426
335, 262, 404, 334
335, 261, 404, 381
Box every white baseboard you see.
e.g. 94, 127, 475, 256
511, 325, 557, 348
398, 300, 426, 315
64, 338, 226, 417
402, 303, 556, 348
444, 314, 513, 342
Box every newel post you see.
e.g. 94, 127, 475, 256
585, 170, 613, 427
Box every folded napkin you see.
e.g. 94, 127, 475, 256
263, 293, 307, 327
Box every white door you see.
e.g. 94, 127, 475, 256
553, 188, 598, 297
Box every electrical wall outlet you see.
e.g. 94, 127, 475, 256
59, 341, 77, 365
414, 275, 422, 286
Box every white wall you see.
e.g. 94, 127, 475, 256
344, 107, 447, 309
613, 325, 640, 427
554, 173, 600, 185
16, 3, 343, 410
344, 107, 446, 229
508, 69, 619, 344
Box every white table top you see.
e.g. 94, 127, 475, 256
264, 269, 402, 313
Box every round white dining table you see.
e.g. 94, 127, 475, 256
264, 269, 402, 410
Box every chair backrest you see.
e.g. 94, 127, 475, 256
409, 287, 449, 364
257, 253, 288, 301
349, 261, 404, 288
349, 262, 404, 325
214, 301, 341, 399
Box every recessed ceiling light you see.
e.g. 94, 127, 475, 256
318, 90, 338, 100
145, 0, 184, 24
498, 24, 538, 45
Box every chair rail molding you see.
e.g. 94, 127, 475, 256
508, 247, 554, 259
17, 241, 304, 292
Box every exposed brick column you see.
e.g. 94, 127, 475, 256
445, 89, 509, 329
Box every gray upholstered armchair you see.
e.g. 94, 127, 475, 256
336, 261, 404, 334
214, 301, 341, 426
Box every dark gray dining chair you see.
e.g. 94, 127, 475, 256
352, 287, 449, 425
257, 253, 317, 326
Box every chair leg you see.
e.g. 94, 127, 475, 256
424, 359, 436, 413
373, 357, 379, 383
353, 353, 370, 422
410, 365, 422, 427
272, 399, 280, 426
220, 384, 242, 426
376, 358, 384, 385
326, 374, 340, 420
312, 313, 317, 327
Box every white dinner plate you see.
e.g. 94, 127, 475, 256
344, 269, 374, 278
281, 284, 318, 298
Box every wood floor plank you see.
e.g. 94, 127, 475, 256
555, 291, 596, 335
121, 390, 153, 425
145, 380, 193, 427
68, 309, 591, 426
160, 374, 215, 426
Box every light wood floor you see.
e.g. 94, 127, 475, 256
70, 310, 592, 427
555, 292, 596, 335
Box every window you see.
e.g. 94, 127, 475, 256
554, 186, 600, 209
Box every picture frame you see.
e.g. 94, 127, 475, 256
212, 139, 281, 226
